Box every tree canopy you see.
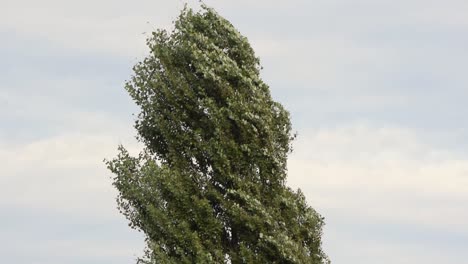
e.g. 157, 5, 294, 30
106, 5, 329, 264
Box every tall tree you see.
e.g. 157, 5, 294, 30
106, 5, 329, 264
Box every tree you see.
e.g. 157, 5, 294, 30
106, 5, 329, 264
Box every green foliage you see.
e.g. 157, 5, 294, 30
106, 5, 329, 264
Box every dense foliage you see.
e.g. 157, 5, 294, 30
107, 5, 329, 264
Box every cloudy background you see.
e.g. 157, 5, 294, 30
2, 0, 468, 263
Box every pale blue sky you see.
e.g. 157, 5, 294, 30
1, 0, 468, 263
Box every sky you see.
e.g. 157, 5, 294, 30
1, 0, 468, 263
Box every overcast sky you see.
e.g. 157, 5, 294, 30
2, 0, 468, 263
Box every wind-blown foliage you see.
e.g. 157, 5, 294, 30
106, 5, 329, 264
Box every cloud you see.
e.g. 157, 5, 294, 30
1, 0, 182, 57
286, 123, 468, 262
0, 112, 141, 216
0, 110, 146, 263
324, 231, 466, 264
0, 206, 144, 264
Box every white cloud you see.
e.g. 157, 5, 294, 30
2, 0, 181, 57
0, 112, 142, 217
285, 123, 468, 262
325, 233, 464, 264
0, 110, 145, 263
286, 123, 468, 246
